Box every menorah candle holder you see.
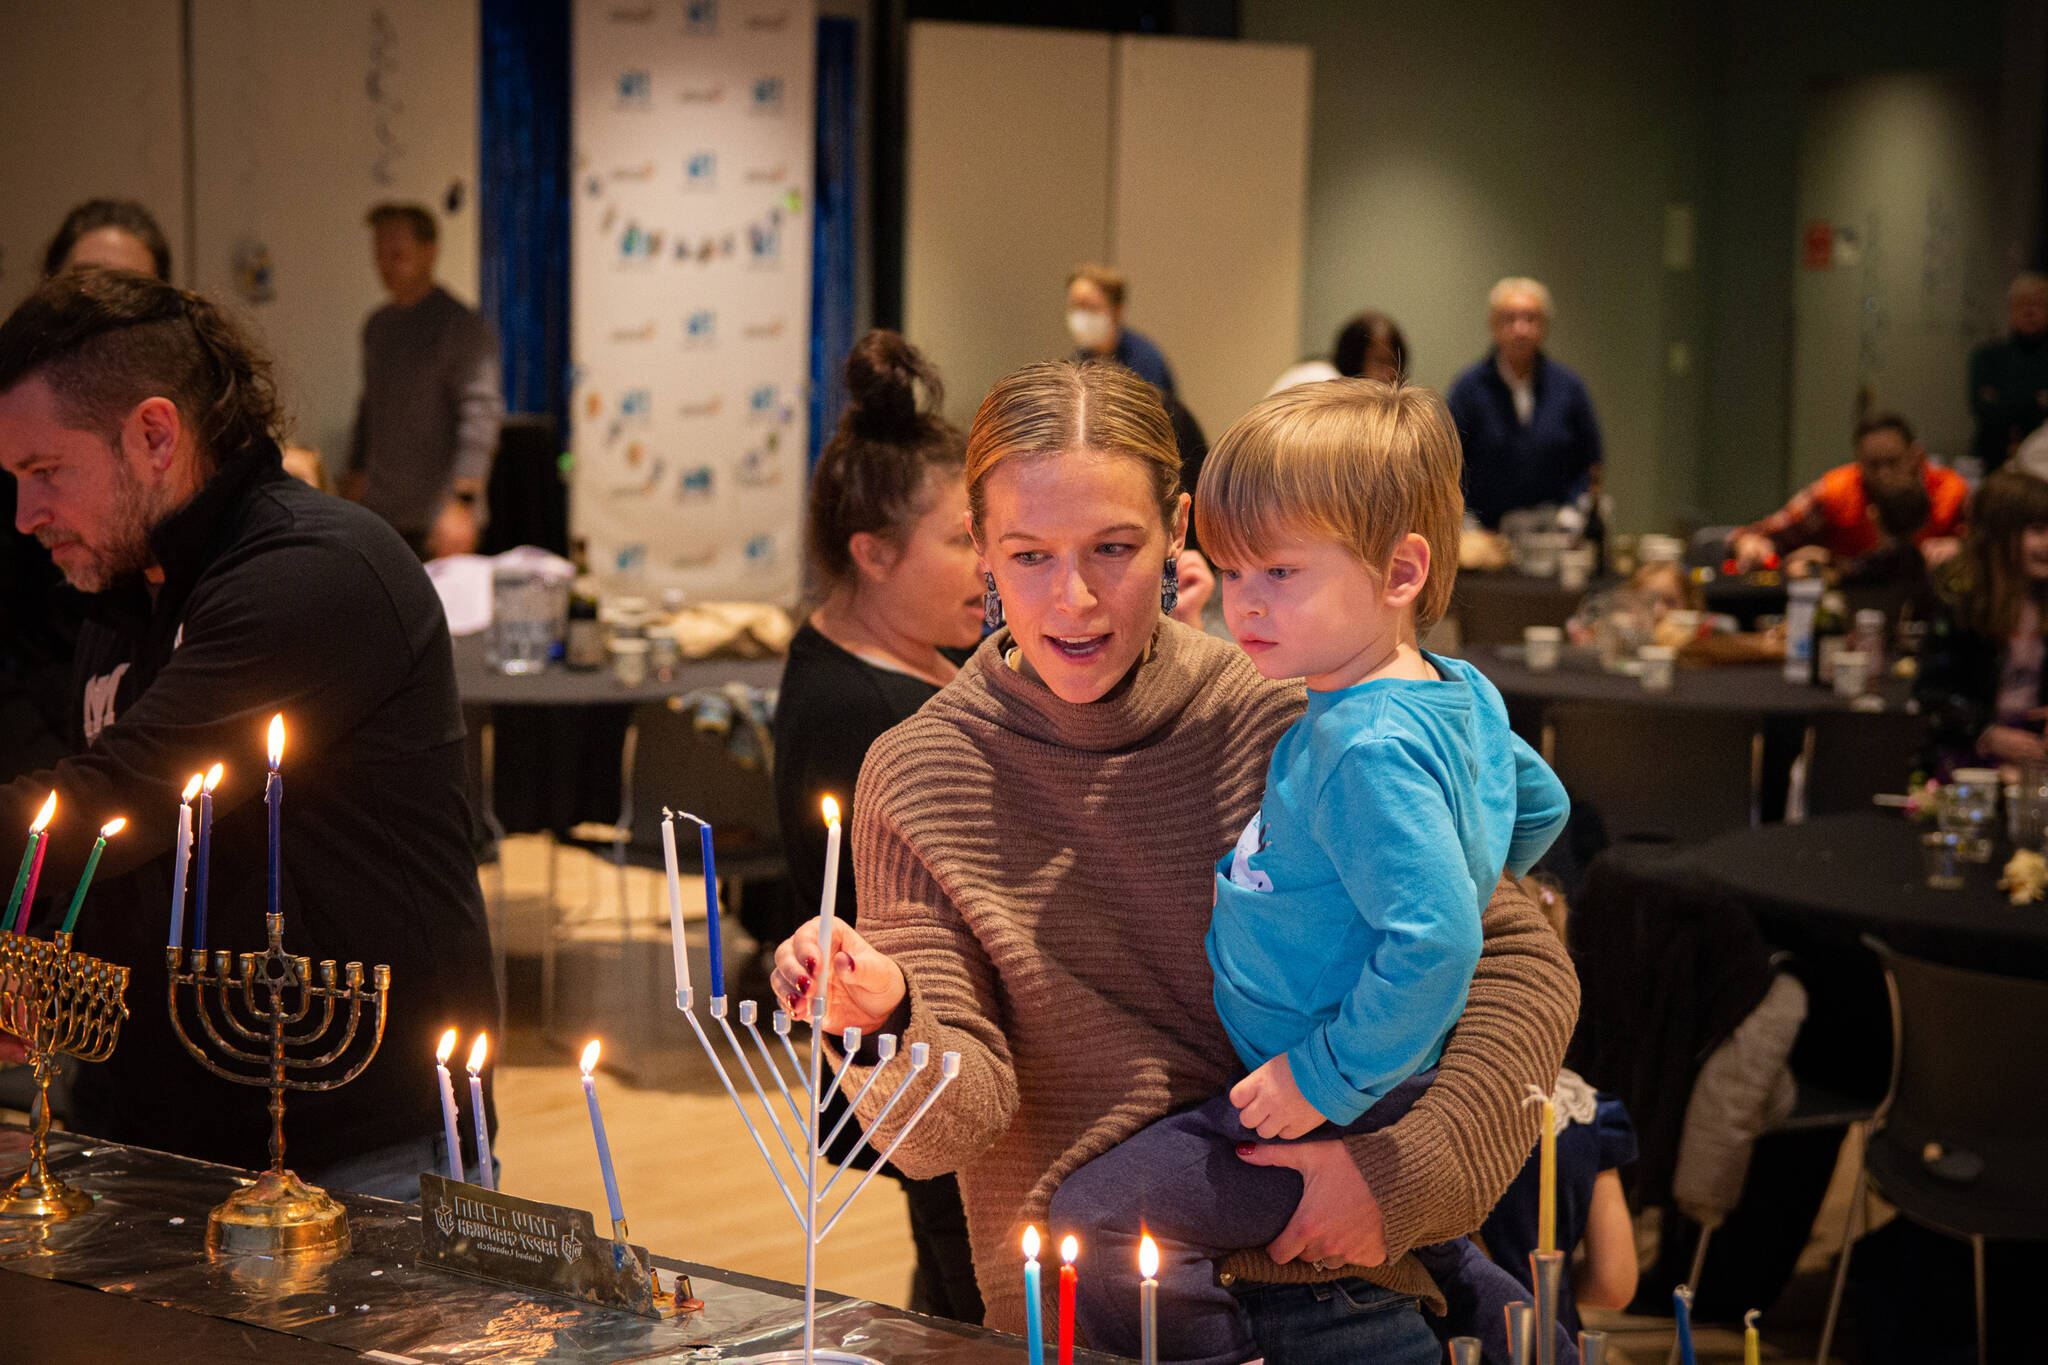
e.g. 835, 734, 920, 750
677, 986, 960, 1365
0, 931, 128, 1221
165, 911, 389, 1257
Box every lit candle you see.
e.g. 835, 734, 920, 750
193, 763, 223, 950
435, 1029, 466, 1183
59, 818, 126, 936
7, 792, 57, 934
1743, 1309, 1760, 1365
1022, 1225, 1044, 1365
660, 808, 692, 1003
1058, 1235, 1078, 1365
816, 796, 842, 1016
264, 715, 284, 924
580, 1040, 627, 1227
699, 815, 723, 998
1138, 1234, 1159, 1365
467, 1033, 495, 1191
168, 774, 201, 949
1538, 1094, 1557, 1253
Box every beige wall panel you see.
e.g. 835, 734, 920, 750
1112, 35, 1310, 440
190, 0, 481, 466
905, 22, 1113, 423
0, 0, 187, 299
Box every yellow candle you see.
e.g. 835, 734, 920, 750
1537, 1097, 1557, 1253
1743, 1309, 1760, 1365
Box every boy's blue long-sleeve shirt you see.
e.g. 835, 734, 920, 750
1207, 653, 1568, 1123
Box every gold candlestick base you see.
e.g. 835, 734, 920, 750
0, 1166, 94, 1220
206, 1168, 351, 1257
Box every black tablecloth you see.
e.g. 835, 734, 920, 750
1469, 646, 1899, 716
0, 1273, 359, 1363
451, 632, 785, 706
1449, 571, 1587, 646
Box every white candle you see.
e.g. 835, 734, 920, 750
467, 1033, 494, 1191
435, 1029, 466, 1183
168, 774, 201, 949
817, 796, 843, 1017
1139, 1234, 1159, 1365
661, 809, 692, 1003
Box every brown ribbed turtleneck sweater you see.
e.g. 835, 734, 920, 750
844, 619, 1577, 1334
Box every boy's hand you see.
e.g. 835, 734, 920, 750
1230, 1054, 1326, 1139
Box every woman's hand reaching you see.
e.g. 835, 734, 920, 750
1235, 1139, 1389, 1269
770, 918, 908, 1036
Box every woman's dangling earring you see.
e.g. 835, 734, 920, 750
1161, 556, 1180, 615
983, 571, 1005, 631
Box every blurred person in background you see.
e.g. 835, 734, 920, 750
1447, 277, 1603, 530
1065, 262, 1177, 398
1727, 413, 1965, 574
1268, 309, 1408, 394
1968, 272, 2048, 475
344, 203, 502, 560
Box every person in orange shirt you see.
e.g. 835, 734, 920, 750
1728, 413, 1967, 571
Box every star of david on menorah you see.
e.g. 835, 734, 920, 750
164, 715, 392, 1257
664, 798, 960, 1365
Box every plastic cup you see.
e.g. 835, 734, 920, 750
1524, 625, 1564, 671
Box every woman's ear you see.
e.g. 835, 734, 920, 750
1168, 491, 1192, 559
847, 530, 901, 584
966, 509, 989, 576
1382, 532, 1431, 609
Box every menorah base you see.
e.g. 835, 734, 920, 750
0, 1167, 93, 1221
206, 1168, 350, 1257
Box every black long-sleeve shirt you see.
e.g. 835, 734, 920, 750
2, 438, 499, 1172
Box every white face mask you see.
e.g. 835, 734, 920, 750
1067, 308, 1114, 350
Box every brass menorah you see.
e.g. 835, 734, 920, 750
0, 931, 129, 1220
166, 910, 389, 1256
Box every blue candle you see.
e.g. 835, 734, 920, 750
580, 1040, 626, 1224
193, 765, 222, 950
698, 816, 724, 998
1673, 1286, 1697, 1365
265, 716, 285, 923
467, 1033, 495, 1191
1023, 1225, 1044, 1365
435, 1030, 467, 1183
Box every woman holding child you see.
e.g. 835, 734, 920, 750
774, 362, 1578, 1362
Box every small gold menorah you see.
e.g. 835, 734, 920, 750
0, 931, 129, 1221
166, 910, 389, 1257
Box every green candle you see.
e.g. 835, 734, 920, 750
6, 792, 57, 932
59, 818, 125, 937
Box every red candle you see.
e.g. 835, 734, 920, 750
1058, 1235, 1078, 1365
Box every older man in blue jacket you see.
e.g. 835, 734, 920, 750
1447, 278, 1603, 529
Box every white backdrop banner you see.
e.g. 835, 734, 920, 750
572, 0, 815, 604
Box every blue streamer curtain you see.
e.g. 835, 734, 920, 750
481, 4, 857, 474
810, 16, 859, 468
479, 0, 571, 445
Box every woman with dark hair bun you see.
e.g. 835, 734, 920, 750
770, 328, 987, 1321
42, 198, 173, 280
1268, 309, 1407, 394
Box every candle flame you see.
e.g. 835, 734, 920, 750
821, 794, 840, 825
202, 763, 224, 795
182, 773, 204, 802
1138, 1234, 1159, 1280
580, 1039, 602, 1076
467, 1032, 489, 1074
29, 792, 56, 832
1060, 1234, 1078, 1265
267, 714, 285, 768
99, 817, 126, 838
1022, 1224, 1040, 1260
437, 1028, 458, 1064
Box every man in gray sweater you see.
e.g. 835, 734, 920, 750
344, 203, 502, 558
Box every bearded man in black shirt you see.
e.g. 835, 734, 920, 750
0, 270, 499, 1197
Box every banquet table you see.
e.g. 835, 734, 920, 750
1466, 644, 1900, 716
0, 1127, 1117, 1364
1447, 570, 1586, 646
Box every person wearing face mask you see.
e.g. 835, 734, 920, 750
1446, 277, 1602, 530
767, 360, 1578, 1362
1916, 468, 2048, 775
1065, 263, 1177, 398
